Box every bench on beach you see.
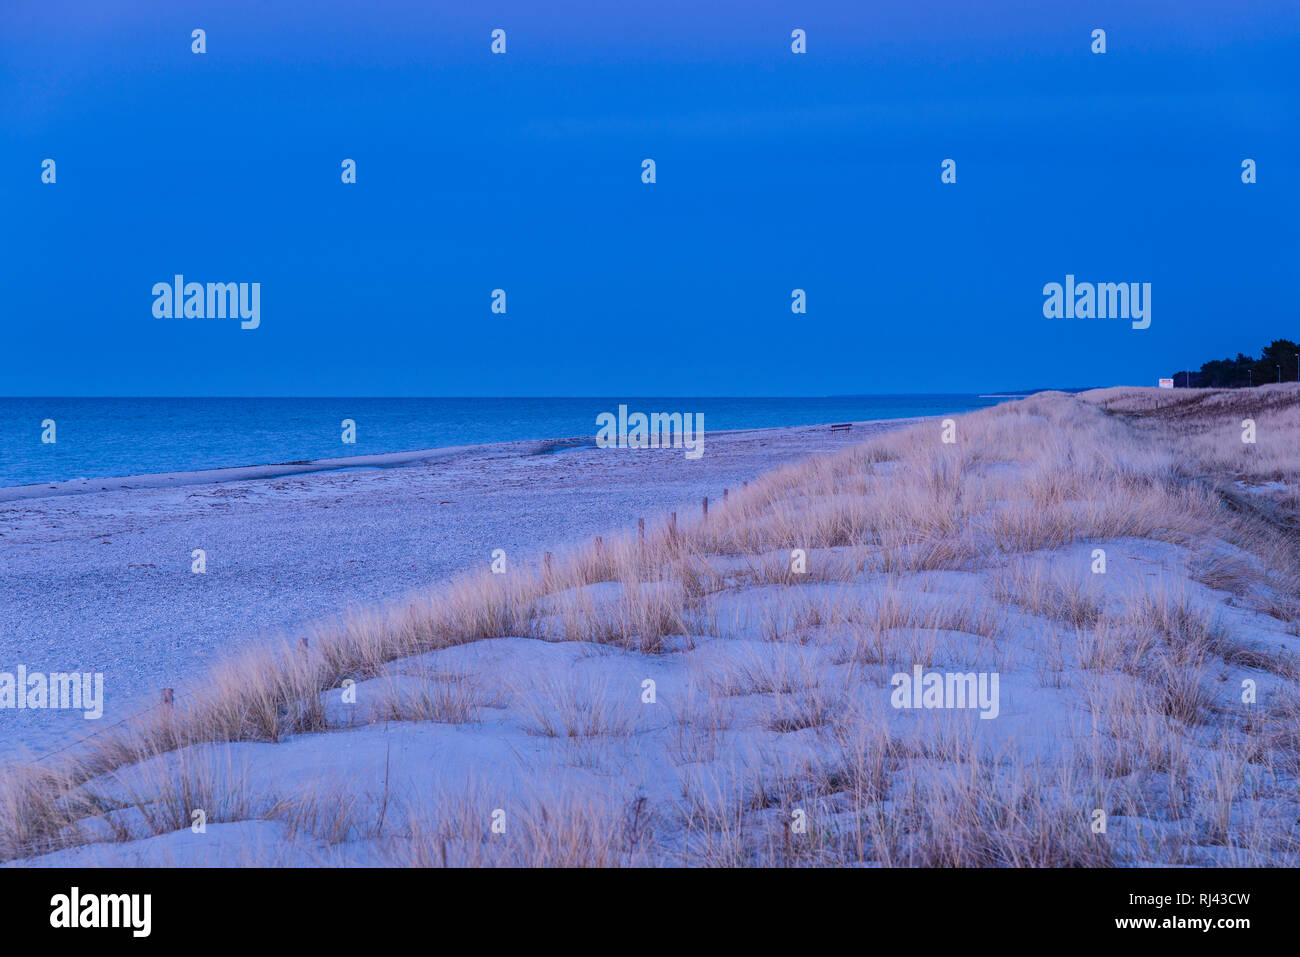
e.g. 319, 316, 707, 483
830, 423, 852, 432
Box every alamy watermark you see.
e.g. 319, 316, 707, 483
596, 405, 704, 459
152, 275, 260, 329
50, 887, 150, 937
1043, 274, 1150, 329
0, 666, 104, 719
890, 665, 1000, 719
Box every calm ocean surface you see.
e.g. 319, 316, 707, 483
0, 396, 1016, 487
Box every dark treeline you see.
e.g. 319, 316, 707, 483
1171, 339, 1300, 388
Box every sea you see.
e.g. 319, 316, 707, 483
0, 395, 1018, 488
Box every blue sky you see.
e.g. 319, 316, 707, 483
1, 0, 1296, 396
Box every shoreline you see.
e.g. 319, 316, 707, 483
0, 416, 927, 759
0, 420, 928, 504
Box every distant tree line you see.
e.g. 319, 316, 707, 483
1171, 339, 1300, 387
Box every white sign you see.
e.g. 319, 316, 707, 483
1158, 378, 1174, 389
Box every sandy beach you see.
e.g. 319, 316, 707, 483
0, 418, 921, 759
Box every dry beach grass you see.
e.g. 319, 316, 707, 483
4, 385, 1299, 866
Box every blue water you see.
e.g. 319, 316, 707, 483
0, 396, 1016, 487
